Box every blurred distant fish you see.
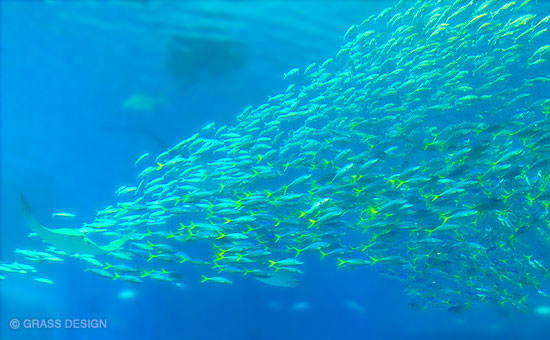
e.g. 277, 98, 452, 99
118, 289, 137, 300
535, 306, 550, 316
289, 302, 310, 312
51, 212, 76, 218
33, 277, 54, 285
254, 271, 299, 288
122, 93, 166, 112
344, 299, 365, 313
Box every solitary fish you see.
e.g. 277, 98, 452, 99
200, 275, 233, 284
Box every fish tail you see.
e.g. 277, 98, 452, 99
291, 247, 302, 257
141, 270, 153, 278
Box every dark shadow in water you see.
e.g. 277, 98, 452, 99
165, 34, 247, 83
98, 123, 169, 150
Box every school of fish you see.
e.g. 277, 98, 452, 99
2, 0, 550, 312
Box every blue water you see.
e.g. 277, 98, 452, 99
2, 1, 550, 339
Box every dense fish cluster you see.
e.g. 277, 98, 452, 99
3, 0, 550, 312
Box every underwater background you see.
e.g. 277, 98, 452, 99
2, 0, 550, 339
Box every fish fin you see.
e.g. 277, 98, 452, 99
20, 195, 45, 234
99, 236, 129, 253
